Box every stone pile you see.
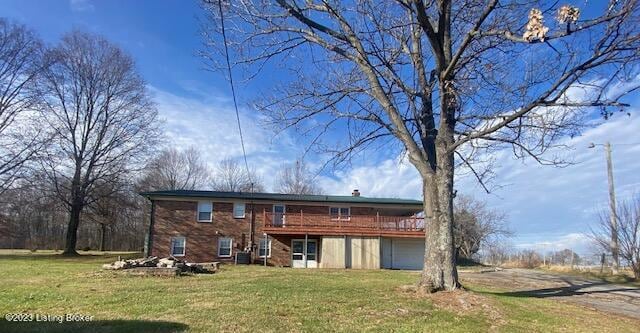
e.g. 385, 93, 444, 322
102, 256, 219, 275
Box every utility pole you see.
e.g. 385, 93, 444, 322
589, 142, 620, 275
604, 142, 620, 274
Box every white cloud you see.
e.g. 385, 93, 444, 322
514, 233, 594, 255
151, 86, 301, 190
320, 158, 422, 198
69, 0, 94, 12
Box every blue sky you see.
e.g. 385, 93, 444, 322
3, 0, 640, 257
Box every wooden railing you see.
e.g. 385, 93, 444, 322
262, 210, 425, 237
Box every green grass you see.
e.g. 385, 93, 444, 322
0, 252, 638, 332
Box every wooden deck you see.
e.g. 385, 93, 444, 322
262, 211, 425, 238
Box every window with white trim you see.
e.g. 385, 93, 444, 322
170, 237, 186, 256
233, 202, 246, 218
218, 237, 232, 257
329, 207, 351, 220
258, 238, 271, 258
197, 201, 213, 222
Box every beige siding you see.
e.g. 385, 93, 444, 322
348, 237, 380, 269
320, 236, 346, 268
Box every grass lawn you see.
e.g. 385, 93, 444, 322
0, 252, 638, 332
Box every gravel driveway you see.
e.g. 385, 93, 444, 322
460, 268, 640, 319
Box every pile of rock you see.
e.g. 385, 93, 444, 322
102, 256, 219, 275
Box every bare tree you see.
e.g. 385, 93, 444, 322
548, 248, 581, 266
0, 19, 49, 192
202, 1, 640, 291
592, 194, 640, 279
139, 147, 212, 191
515, 249, 543, 268
453, 194, 509, 260
39, 31, 160, 255
480, 241, 512, 266
275, 159, 322, 194
212, 158, 264, 192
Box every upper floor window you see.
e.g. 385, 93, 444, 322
330, 207, 350, 220
218, 237, 232, 257
198, 201, 213, 222
233, 202, 246, 219
170, 237, 186, 257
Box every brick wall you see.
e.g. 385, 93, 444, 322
150, 199, 410, 266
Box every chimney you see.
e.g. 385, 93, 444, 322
351, 189, 360, 197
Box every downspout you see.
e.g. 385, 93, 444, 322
250, 202, 255, 251
143, 199, 156, 258
249, 185, 256, 258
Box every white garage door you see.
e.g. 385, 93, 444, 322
392, 238, 424, 270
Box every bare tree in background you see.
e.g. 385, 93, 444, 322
516, 249, 543, 268
453, 194, 509, 260
481, 241, 512, 266
0, 19, 49, 192
202, 0, 640, 291
139, 147, 212, 191
212, 158, 264, 192
39, 31, 160, 255
548, 248, 581, 266
592, 194, 640, 279
85, 181, 121, 252
276, 159, 322, 194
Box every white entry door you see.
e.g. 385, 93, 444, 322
291, 239, 317, 268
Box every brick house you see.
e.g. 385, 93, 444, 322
140, 189, 426, 269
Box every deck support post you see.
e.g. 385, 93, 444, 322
304, 234, 308, 268
263, 233, 268, 267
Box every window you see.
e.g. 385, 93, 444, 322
329, 207, 350, 220
197, 201, 213, 222
306, 240, 317, 261
258, 238, 271, 258
218, 237, 232, 257
233, 202, 246, 218
170, 237, 186, 257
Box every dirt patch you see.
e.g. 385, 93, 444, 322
398, 285, 505, 328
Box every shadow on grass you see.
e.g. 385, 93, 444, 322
0, 319, 188, 333
482, 278, 640, 299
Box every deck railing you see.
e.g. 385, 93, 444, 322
262, 210, 425, 236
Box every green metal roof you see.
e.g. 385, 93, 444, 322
140, 190, 423, 207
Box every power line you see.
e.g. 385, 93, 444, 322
217, 0, 253, 190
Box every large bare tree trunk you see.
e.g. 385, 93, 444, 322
419, 149, 459, 291
419, 92, 460, 291
99, 223, 106, 252
63, 166, 82, 256
63, 202, 81, 255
